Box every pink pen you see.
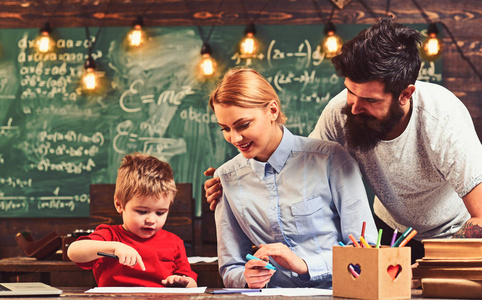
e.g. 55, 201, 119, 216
349, 264, 359, 278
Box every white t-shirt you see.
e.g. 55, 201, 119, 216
310, 81, 482, 239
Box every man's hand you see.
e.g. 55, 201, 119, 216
458, 183, 482, 238
204, 167, 222, 211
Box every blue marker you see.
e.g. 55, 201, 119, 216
338, 241, 346, 247
246, 254, 277, 270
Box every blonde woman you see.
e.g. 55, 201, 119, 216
209, 68, 377, 289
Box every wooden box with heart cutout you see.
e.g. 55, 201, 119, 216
333, 246, 411, 299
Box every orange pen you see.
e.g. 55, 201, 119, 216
348, 234, 361, 248
398, 229, 418, 247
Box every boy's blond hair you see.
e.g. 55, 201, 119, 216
114, 153, 177, 207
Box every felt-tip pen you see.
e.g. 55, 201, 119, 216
392, 227, 413, 247
97, 252, 118, 259
246, 254, 277, 270
209, 289, 262, 294
390, 228, 398, 247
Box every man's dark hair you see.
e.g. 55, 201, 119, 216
332, 16, 422, 99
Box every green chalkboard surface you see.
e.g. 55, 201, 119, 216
0, 24, 441, 217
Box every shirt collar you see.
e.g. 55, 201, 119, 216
250, 126, 293, 180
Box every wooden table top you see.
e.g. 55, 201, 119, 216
3, 287, 427, 300
0, 258, 438, 299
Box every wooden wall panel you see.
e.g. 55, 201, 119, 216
0, 0, 478, 118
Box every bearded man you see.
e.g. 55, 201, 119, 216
307, 16, 482, 261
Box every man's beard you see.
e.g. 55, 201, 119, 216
341, 100, 405, 152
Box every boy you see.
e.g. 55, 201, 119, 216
68, 153, 197, 287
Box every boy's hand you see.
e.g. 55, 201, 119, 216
161, 275, 191, 287
204, 167, 222, 211
114, 244, 146, 271
244, 257, 276, 288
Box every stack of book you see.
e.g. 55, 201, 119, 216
413, 239, 482, 298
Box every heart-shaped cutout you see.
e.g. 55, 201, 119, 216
347, 263, 361, 279
387, 264, 402, 280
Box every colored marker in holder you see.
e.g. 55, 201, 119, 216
348, 234, 361, 248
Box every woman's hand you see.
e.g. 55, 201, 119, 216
244, 257, 276, 288
254, 243, 308, 275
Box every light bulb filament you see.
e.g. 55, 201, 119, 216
321, 31, 343, 58
426, 37, 440, 56
83, 69, 97, 90
128, 25, 145, 47
325, 36, 339, 53
36, 32, 54, 53
38, 36, 51, 53
200, 55, 215, 76
241, 36, 256, 55
421, 30, 442, 61
240, 32, 258, 56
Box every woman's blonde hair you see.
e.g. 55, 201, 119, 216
114, 153, 177, 207
209, 68, 287, 125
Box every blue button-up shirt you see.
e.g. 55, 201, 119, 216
214, 127, 377, 288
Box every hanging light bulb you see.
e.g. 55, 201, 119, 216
321, 22, 343, 58
82, 56, 98, 91
200, 43, 217, 77
239, 23, 259, 57
34, 22, 55, 53
421, 23, 442, 61
127, 16, 146, 47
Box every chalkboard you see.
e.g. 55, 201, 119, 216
0, 24, 442, 217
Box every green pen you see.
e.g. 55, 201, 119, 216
392, 227, 412, 247
376, 229, 383, 248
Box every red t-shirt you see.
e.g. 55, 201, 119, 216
75, 224, 197, 287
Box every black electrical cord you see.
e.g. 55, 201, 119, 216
252, 0, 275, 24
409, 0, 432, 24
328, 4, 335, 22
84, 0, 113, 57
140, 0, 158, 16
355, 0, 380, 20
385, 0, 391, 16
183, 0, 225, 45
36, 0, 64, 25
238, 0, 274, 45
409, 0, 482, 82
311, 0, 327, 24
438, 21, 482, 81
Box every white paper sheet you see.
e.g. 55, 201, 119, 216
243, 288, 332, 296
187, 256, 218, 264
85, 287, 207, 294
